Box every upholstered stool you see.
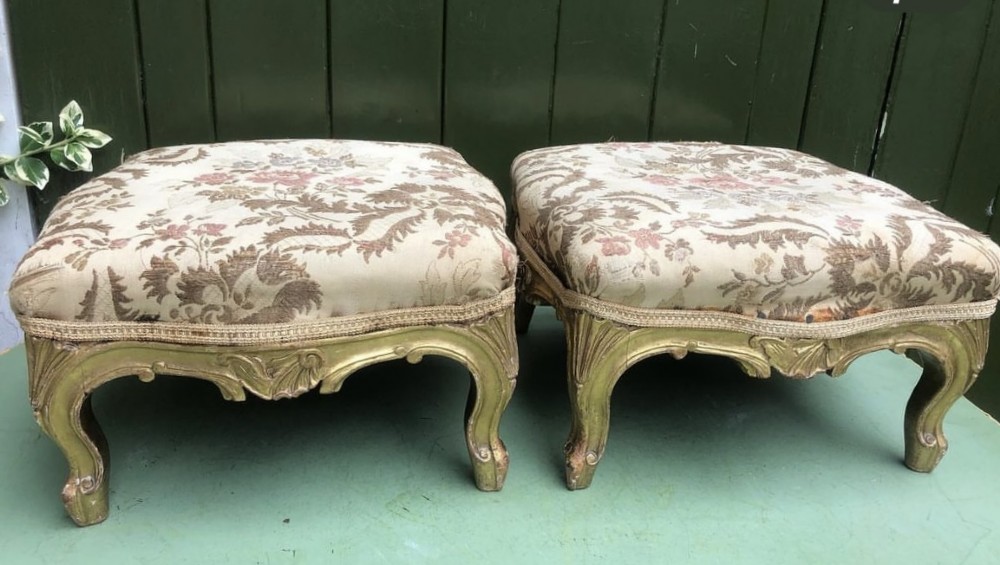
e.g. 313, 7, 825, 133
9, 139, 519, 525
512, 142, 1000, 489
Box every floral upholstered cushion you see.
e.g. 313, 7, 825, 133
11, 140, 516, 331
513, 142, 1000, 323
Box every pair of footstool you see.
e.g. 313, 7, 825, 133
9, 139, 1000, 525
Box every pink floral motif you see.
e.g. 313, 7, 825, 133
698, 174, 754, 190
434, 229, 475, 259
195, 223, 226, 236
644, 174, 681, 187
109, 239, 129, 249
446, 230, 472, 248
746, 175, 787, 186
193, 172, 235, 185
596, 236, 630, 256
334, 176, 368, 187
836, 215, 863, 236
248, 170, 318, 187
630, 228, 663, 250
156, 224, 189, 240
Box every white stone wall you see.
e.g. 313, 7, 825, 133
0, 1, 34, 351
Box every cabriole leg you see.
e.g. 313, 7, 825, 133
562, 310, 631, 490
463, 310, 518, 490
904, 320, 987, 472
27, 338, 112, 526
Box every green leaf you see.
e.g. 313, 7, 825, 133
18, 122, 54, 153
64, 141, 93, 172
75, 127, 112, 149
59, 100, 85, 135
3, 156, 50, 189
18, 128, 44, 153
4, 162, 23, 184
50, 146, 80, 171
16, 156, 50, 188
0, 184, 8, 207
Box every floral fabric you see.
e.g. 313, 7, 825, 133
513, 142, 1000, 323
11, 139, 516, 326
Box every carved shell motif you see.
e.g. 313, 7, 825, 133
217, 349, 327, 400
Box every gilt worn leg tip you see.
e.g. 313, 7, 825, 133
904, 433, 947, 473
565, 446, 599, 490
471, 445, 509, 491
62, 475, 109, 527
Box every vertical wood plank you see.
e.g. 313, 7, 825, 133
944, 3, 1000, 232
550, 0, 664, 145
651, 0, 769, 144
746, 0, 824, 148
7, 0, 147, 223
329, 0, 443, 143
872, 2, 993, 206
209, 0, 329, 141
137, 0, 216, 147
798, 3, 901, 173
444, 0, 559, 195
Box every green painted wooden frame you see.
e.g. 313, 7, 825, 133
516, 257, 989, 490
26, 309, 517, 526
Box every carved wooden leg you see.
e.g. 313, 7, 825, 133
463, 310, 518, 491
24, 338, 114, 526
37, 380, 111, 526
565, 369, 618, 490
903, 319, 987, 472
562, 310, 631, 490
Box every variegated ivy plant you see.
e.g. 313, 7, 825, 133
0, 101, 112, 207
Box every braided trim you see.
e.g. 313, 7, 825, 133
18, 287, 516, 346
516, 231, 997, 339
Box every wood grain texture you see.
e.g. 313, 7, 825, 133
944, 2, 1000, 233
746, 0, 824, 148
958, 4, 1000, 421
444, 0, 560, 195
209, 0, 329, 140
799, 2, 902, 173
652, 0, 769, 144
550, 0, 664, 145
329, 0, 443, 142
873, 2, 993, 206
138, 0, 216, 146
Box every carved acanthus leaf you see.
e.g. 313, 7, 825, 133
216, 349, 327, 400
26, 337, 84, 410
565, 311, 632, 385
750, 337, 834, 378
466, 310, 518, 379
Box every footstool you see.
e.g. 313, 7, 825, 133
512, 142, 1000, 489
9, 139, 519, 525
